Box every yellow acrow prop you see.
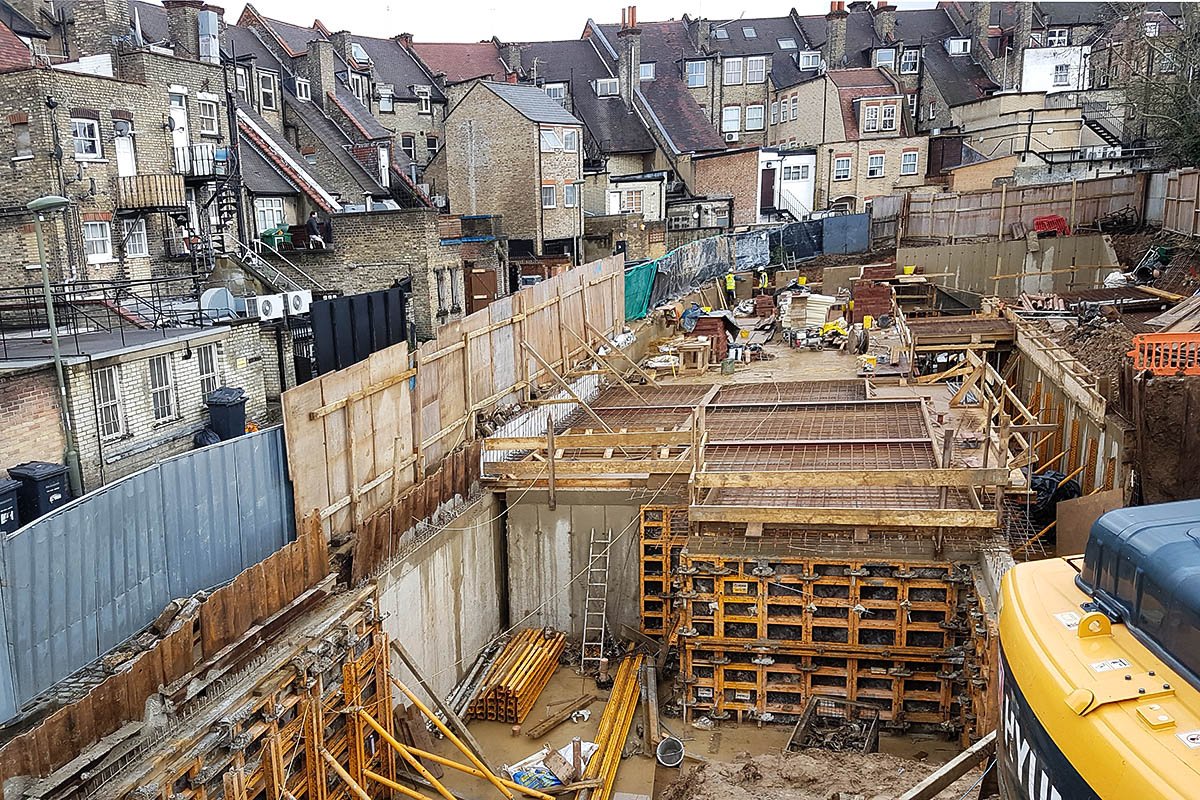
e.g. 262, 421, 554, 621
581, 654, 644, 800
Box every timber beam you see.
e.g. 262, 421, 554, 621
693, 468, 1014, 489
687, 505, 1001, 527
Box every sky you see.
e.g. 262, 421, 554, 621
222, 0, 945, 44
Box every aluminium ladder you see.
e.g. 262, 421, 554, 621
581, 527, 611, 673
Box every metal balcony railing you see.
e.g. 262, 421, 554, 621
173, 143, 229, 178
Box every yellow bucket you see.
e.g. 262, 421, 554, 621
902, 265, 916, 275
798, 276, 807, 285
862, 315, 873, 330
863, 355, 877, 369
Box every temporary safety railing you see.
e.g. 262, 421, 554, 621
1128, 333, 1200, 376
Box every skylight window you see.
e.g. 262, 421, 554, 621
713, 27, 729, 39
742, 26, 757, 39
350, 42, 372, 65
778, 38, 797, 49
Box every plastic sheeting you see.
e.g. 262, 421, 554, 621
0, 426, 294, 717
772, 220, 823, 262
624, 260, 657, 320
734, 229, 771, 269
823, 213, 870, 255
647, 236, 737, 309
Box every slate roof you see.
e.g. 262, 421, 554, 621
330, 82, 393, 140
249, 7, 325, 57
412, 41, 507, 84
483, 81, 582, 125
128, 0, 167, 44
703, 16, 815, 89
281, 93, 390, 196
223, 23, 285, 71
236, 99, 338, 210
240, 143, 301, 195
352, 34, 444, 101
592, 20, 725, 154
516, 39, 654, 155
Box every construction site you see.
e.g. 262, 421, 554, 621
2, 171, 1200, 800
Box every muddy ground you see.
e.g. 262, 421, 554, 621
660, 749, 984, 800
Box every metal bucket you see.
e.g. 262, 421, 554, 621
656, 736, 685, 768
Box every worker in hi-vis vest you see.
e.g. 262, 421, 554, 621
758, 268, 769, 291
724, 270, 737, 306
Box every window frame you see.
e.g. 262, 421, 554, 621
721, 105, 741, 133
1144, 22, 1159, 38
745, 104, 765, 131
401, 134, 416, 161
619, 189, 643, 214
799, 51, 821, 70
348, 71, 370, 106
686, 60, 707, 88
541, 185, 557, 209
1046, 28, 1069, 47
1053, 63, 1070, 86
564, 183, 578, 208
875, 48, 896, 69
741, 26, 757, 39
415, 85, 432, 114
71, 117, 102, 160
770, 101, 779, 125
296, 78, 311, 101
881, 104, 897, 131
544, 82, 567, 104
540, 129, 563, 152
789, 97, 798, 121
13, 121, 32, 159
778, 38, 796, 50
197, 343, 219, 398
863, 105, 879, 132
639, 62, 655, 81
253, 197, 286, 234
947, 38, 971, 55
723, 57, 744, 86
426, 135, 439, 159
900, 150, 919, 176
595, 77, 619, 96
235, 67, 249, 102
83, 220, 112, 263
94, 365, 124, 440
713, 27, 729, 40
378, 84, 395, 112
258, 71, 278, 111
149, 354, 176, 423
562, 129, 578, 152
122, 218, 149, 258
197, 99, 219, 135
833, 156, 852, 181
899, 49, 920, 74
746, 56, 766, 84
867, 153, 885, 178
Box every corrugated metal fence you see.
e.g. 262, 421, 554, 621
0, 426, 294, 720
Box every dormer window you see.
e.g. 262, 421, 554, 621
900, 49, 919, 73
296, 78, 311, 101
1144, 21, 1160, 37
798, 51, 821, 70
378, 84, 394, 112
595, 77, 618, 96
1046, 28, 1068, 47
874, 48, 896, 69
947, 38, 971, 55
415, 85, 432, 114
544, 82, 567, 104
349, 71, 370, 106
639, 62, 655, 81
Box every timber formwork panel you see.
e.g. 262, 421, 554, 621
673, 542, 987, 741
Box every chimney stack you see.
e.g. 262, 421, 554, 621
1009, 2, 1032, 89
71, 0, 130, 58
503, 42, 522, 76
617, 5, 641, 109
329, 30, 354, 64
872, 2, 897, 43
307, 38, 336, 109
824, 2, 848, 69
163, 0, 203, 58
693, 17, 710, 52
396, 32, 413, 48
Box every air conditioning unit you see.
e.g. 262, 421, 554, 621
725, 132, 739, 143
284, 289, 312, 315
246, 293, 285, 320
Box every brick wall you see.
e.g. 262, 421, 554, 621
0, 367, 66, 474
539, 125, 583, 244
692, 148, 759, 227
815, 136, 928, 213
445, 86, 539, 243
68, 324, 268, 489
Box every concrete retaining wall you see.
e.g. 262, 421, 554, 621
377, 495, 504, 704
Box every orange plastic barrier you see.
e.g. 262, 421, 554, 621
1128, 333, 1200, 375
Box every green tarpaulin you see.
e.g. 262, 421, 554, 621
624, 260, 658, 320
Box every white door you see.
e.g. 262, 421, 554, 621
114, 128, 136, 177
169, 92, 189, 171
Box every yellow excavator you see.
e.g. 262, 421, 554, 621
998, 500, 1200, 799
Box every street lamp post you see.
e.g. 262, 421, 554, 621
27, 195, 83, 497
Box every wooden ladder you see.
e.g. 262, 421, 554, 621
581, 527, 611, 673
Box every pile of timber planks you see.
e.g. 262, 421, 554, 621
468, 629, 566, 723
581, 654, 645, 800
